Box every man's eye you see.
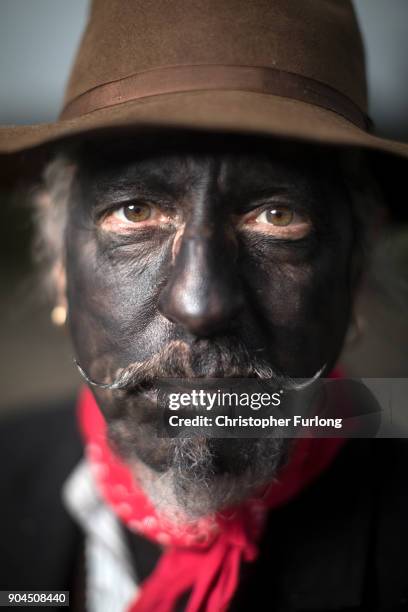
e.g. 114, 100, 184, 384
255, 206, 294, 226
241, 204, 311, 239
114, 203, 152, 223
100, 201, 176, 233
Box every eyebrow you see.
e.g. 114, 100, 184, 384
87, 169, 185, 209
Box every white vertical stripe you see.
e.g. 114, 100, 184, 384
62, 460, 141, 612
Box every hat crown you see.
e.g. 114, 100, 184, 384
64, 0, 367, 113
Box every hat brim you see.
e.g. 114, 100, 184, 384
1, 90, 407, 158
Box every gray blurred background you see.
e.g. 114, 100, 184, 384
0, 0, 407, 413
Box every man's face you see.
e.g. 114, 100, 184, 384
65, 134, 356, 518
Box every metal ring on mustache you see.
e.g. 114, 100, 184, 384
74, 359, 144, 390
74, 358, 326, 392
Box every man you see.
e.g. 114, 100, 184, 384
1, 1, 407, 611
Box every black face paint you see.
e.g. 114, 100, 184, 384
65, 134, 356, 516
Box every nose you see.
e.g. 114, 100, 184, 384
158, 227, 243, 337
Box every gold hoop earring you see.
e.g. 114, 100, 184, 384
51, 305, 67, 327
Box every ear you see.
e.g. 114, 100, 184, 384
50, 260, 68, 326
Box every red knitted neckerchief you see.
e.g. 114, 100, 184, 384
78, 378, 345, 612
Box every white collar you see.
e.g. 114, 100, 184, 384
62, 459, 139, 612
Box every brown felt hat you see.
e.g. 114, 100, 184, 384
1, 0, 408, 212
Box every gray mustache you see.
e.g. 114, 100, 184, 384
75, 339, 325, 392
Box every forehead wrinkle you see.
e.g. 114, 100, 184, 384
210, 153, 301, 200
89, 154, 220, 203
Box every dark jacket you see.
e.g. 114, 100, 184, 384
0, 399, 407, 611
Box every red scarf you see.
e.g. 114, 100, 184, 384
78, 381, 345, 612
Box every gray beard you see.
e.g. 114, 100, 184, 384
85, 337, 322, 521
108, 420, 290, 522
